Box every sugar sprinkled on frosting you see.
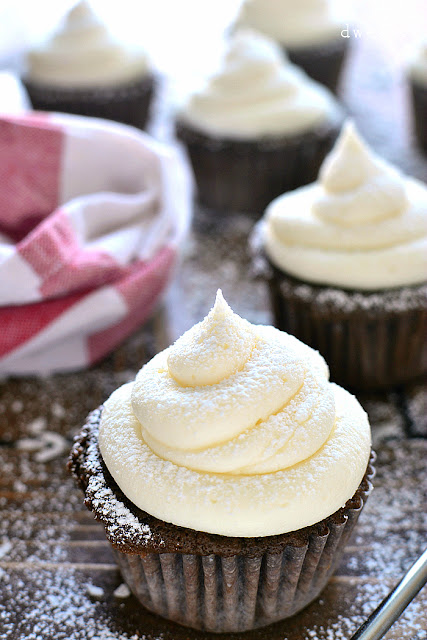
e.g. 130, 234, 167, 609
99, 292, 371, 536
167, 290, 255, 387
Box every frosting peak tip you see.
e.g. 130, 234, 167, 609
68, 1, 94, 21
312, 119, 409, 229
337, 120, 370, 155
318, 119, 378, 195
340, 118, 356, 137
167, 291, 255, 388
211, 289, 230, 317
214, 287, 225, 304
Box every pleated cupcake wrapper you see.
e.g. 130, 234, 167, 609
267, 266, 427, 391
69, 409, 373, 633
411, 80, 427, 153
176, 114, 343, 215
112, 491, 369, 633
286, 38, 348, 94
23, 74, 154, 130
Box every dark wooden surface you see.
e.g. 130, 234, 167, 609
1, 14, 427, 640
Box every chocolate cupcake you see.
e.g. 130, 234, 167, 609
69, 291, 373, 633
254, 121, 427, 390
176, 30, 343, 215
409, 39, 427, 153
234, 0, 348, 93
22, 1, 154, 130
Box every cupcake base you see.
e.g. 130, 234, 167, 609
259, 252, 427, 391
69, 409, 374, 633
410, 80, 427, 154
176, 113, 343, 215
22, 74, 155, 130
286, 38, 348, 94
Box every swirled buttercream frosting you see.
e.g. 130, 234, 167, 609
263, 121, 427, 289
235, 0, 343, 47
99, 291, 371, 536
179, 29, 339, 138
26, 1, 149, 87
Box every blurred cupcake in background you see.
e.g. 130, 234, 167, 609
235, 0, 348, 93
22, 1, 154, 130
176, 29, 343, 215
409, 39, 427, 154
253, 121, 427, 390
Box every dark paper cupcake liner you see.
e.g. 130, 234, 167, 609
410, 80, 427, 154
258, 252, 427, 391
69, 408, 374, 633
22, 73, 155, 130
176, 111, 343, 215
286, 38, 349, 94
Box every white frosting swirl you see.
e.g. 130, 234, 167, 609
179, 29, 339, 138
263, 122, 427, 289
410, 39, 427, 86
99, 291, 371, 536
235, 0, 343, 47
26, 1, 149, 88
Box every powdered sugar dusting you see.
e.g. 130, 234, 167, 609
0, 438, 424, 639
301, 585, 426, 639
86, 583, 105, 599
88, 474, 157, 547
17, 431, 68, 462
0, 567, 158, 640
294, 439, 427, 639
277, 274, 427, 313
0, 440, 165, 640
0, 541, 12, 559
114, 583, 131, 599
69, 414, 163, 552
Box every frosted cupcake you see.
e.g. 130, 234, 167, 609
235, 0, 348, 93
409, 39, 427, 153
70, 291, 373, 633
255, 121, 427, 390
176, 29, 343, 214
23, 1, 154, 129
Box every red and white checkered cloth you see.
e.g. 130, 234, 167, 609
0, 112, 192, 376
